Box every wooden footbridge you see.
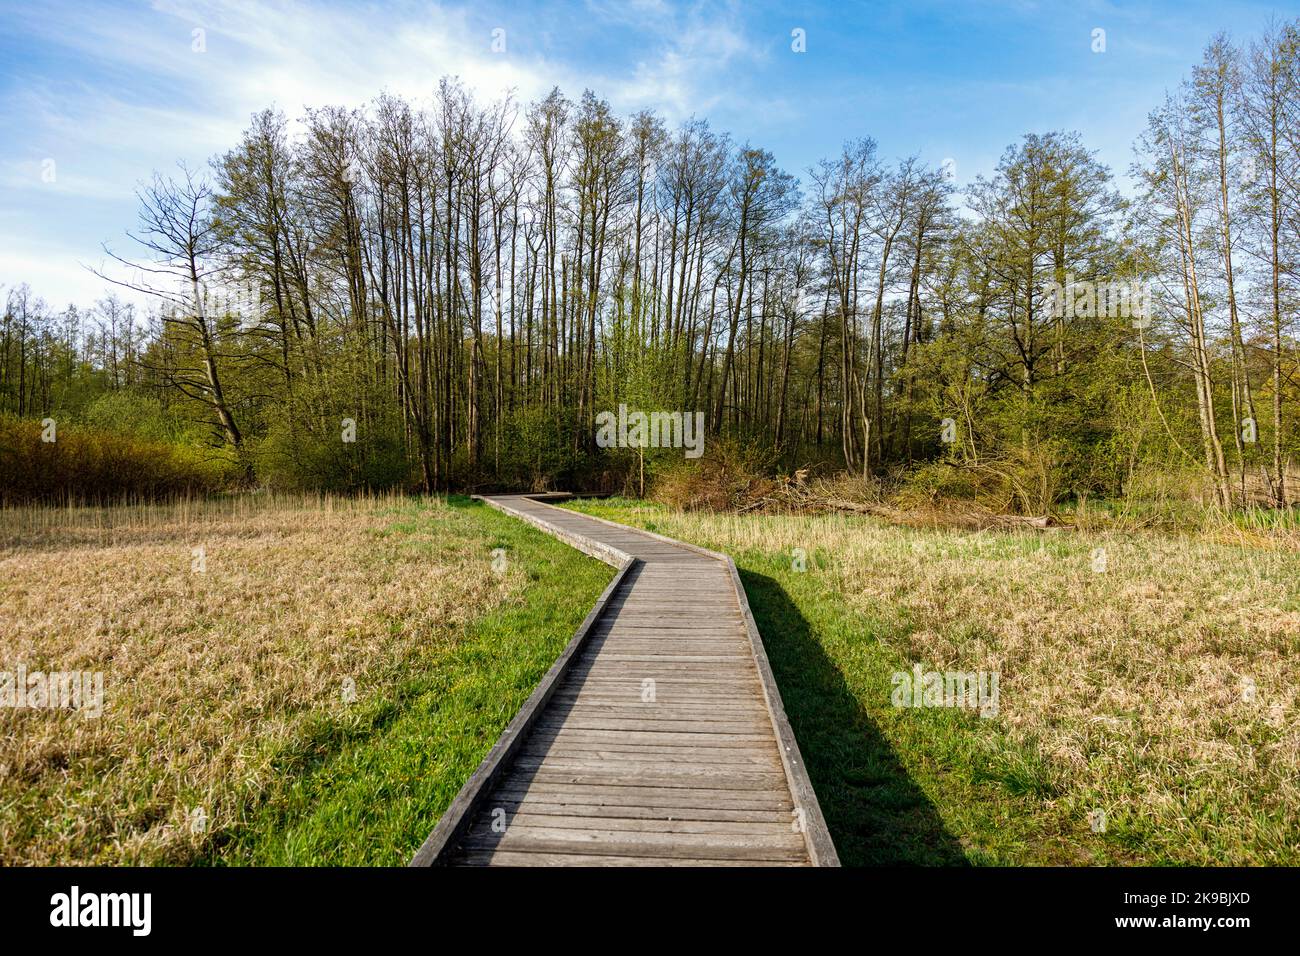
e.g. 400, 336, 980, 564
411, 494, 837, 867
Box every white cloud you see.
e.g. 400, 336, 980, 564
0, 0, 773, 306
0, 238, 144, 311
601, 4, 766, 120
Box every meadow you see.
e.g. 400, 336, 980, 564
4, 489, 1295, 866
0, 495, 611, 865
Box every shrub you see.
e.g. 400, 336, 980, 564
894, 443, 1069, 515
81, 391, 204, 445
250, 416, 411, 493
893, 460, 984, 510
0, 414, 234, 505
650, 438, 778, 511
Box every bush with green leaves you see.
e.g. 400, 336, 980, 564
250, 414, 411, 493
81, 390, 208, 445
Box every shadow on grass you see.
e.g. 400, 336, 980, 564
740, 569, 969, 866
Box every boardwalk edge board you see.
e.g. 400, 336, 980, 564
411, 493, 839, 867
409, 497, 635, 867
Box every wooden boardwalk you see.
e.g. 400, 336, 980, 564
411, 494, 837, 867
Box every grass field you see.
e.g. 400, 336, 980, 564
564, 499, 1300, 866
0, 494, 611, 865
5, 490, 1294, 867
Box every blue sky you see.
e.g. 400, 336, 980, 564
2, 0, 1297, 308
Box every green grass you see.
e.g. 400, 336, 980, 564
204, 497, 613, 866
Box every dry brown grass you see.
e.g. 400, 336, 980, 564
0, 494, 519, 865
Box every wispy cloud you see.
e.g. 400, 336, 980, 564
3, 0, 740, 305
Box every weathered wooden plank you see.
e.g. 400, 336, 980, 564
479, 800, 791, 823
457, 850, 792, 867
472, 813, 797, 836
547, 708, 769, 724
588, 653, 751, 662
567, 657, 758, 669
548, 697, 759, 712
504, 767, 789, 792
512, 768, 788, 791
550, 702, 769, 717
490, 783, 794, 810
516, 748, 779, 766
516, 746, 781, 767
560, 674, 761, 687
562, 667, 759, 681
526, 727, 776, 747
574, 648, 752, 658
461, 827, 808, 861
534, 717, 769, 735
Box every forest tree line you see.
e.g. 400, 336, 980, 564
3, 23, 1299, 507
